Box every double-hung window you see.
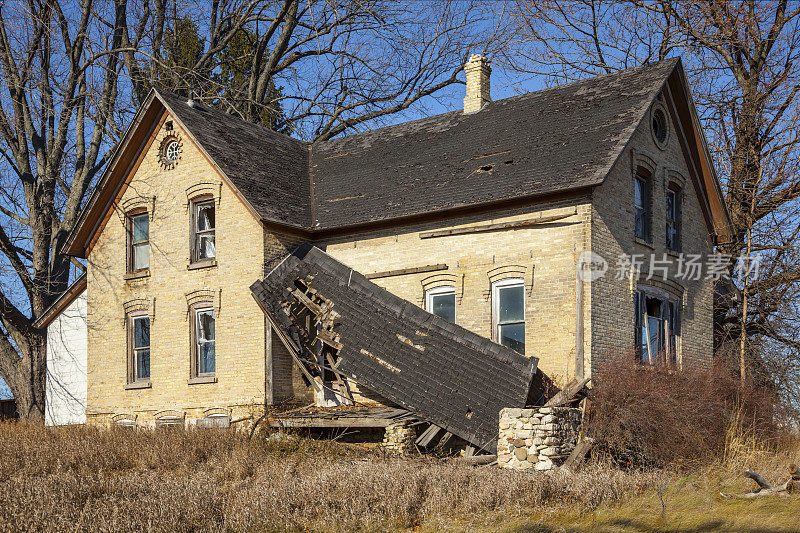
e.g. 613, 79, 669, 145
191, 199, 216, 262
129, 212, 149, 272
492, 278, 525, 354
129, 313, 150, 383
666, 187, 681, 252
193, 307, 215, 377
634, 173, 650, 241
425, 286, 456, 323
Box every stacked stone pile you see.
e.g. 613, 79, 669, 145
497, 406, 582, 470
382, 422, 417, 454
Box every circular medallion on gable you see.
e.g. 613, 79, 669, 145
158, 135, 183, 170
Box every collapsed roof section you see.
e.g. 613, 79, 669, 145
250, 246, 538, 452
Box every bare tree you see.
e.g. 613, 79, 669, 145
501, 0, 800, 400
116, 0, 505, 141
0, 0, 504, 418
0, 0, 131, 418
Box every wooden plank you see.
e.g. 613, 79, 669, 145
419, 212, 575, 239
365, 264, 448, 280
544, 377, 591, 407
562, 437, 595, 472
317, 328, 343, 351
290, 288, 323, 315
415, 423, 444, 446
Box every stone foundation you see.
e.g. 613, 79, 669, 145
382, 422, 417, 454
497, 407, 581, 471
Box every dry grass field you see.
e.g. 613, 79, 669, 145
0, 422, 797, 532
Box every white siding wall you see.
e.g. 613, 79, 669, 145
45, 290, 87, 425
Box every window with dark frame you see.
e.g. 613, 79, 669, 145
492, 278, 525, 354
425, 286, 456, 323
192, 307, 215, 377
128, 313, 150, 382
666, 187, 681, 252
191, 199, 216, 263
634, 173, 650, 241
129, 212, 149, 272
634, 290, 679, 366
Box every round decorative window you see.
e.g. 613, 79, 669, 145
651, 108, 668, 146
158, 135, 183, 170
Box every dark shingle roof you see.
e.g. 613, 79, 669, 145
162, 59, 678, 230
250, 246, 538, 451
158, 92, 311, 228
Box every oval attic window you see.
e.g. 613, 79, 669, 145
652, 109, 667, 145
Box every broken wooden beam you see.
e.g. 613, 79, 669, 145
544, 377, 591, 407
365, 264, 448, 280
419, 212, 576, 239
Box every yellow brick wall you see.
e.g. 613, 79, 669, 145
591, 96, 715, 371
317, 197, 592, 385
85, 112, 268, 426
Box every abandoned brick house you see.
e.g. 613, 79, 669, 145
42, 56, 731, 443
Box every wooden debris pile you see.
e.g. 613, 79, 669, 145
280, 276, 353, 405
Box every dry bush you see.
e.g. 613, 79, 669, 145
586, 351, 782, 469
0, 422, 662, 532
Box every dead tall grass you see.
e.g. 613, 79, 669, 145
0, 422, 661, 532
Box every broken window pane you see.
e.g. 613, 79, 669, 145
197, 204, 214, 232
198, 235, 215, 260
193, 200, 216, 261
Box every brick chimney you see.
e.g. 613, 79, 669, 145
463, 54, 491, 114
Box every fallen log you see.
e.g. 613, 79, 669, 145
721, 466, 800, 499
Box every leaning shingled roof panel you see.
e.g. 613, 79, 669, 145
250, 246, 539, 452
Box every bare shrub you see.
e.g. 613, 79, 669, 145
586, 351, 782, 469
0, 422, 662, 532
